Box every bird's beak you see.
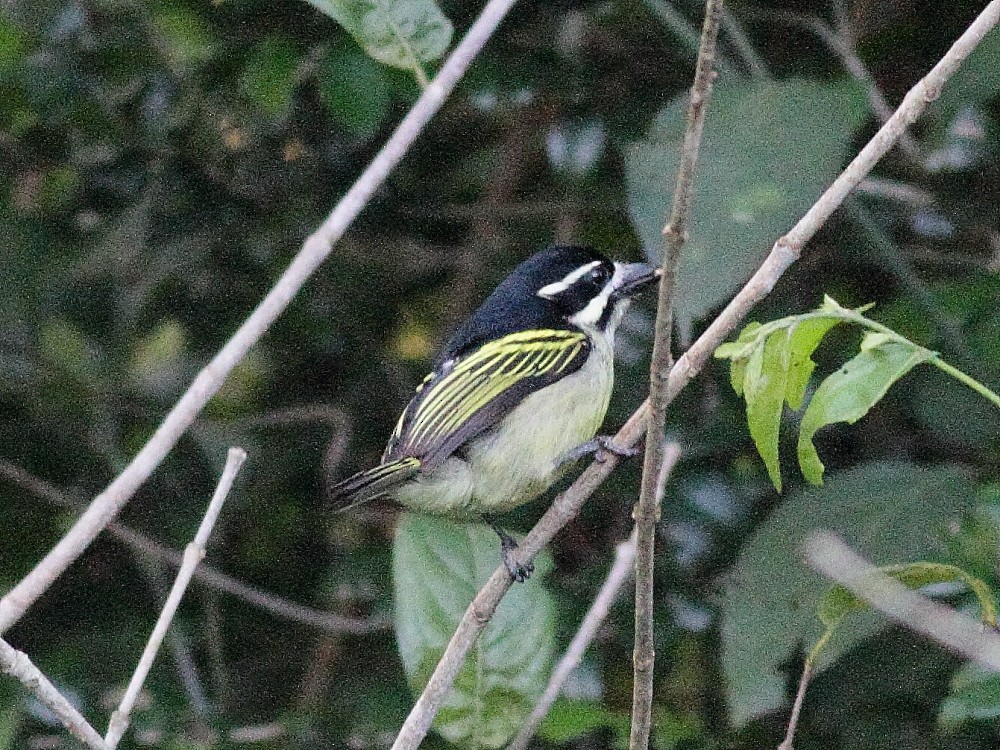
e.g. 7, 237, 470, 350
612, 262, 661, 301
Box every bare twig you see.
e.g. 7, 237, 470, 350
720, 7, 769, 78
0, 0, 522, 635
0, 458, 385, 635
632, 1, 723, 747
804, 531, 1000, 671
388, 5, 1000, 747
104, 448, 247, 749
777, 658, 813, 750
758, 9, 922, 161
508, 445, 682, 750
1, 637, 107, 750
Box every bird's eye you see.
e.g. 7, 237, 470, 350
590, 265, 612, 285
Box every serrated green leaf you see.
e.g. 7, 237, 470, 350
721, 461, 974, 727
798, 340, 932, 484
304, 0, 452, 71
393, 514, 555, 749
785, 317, 843, 410
744, 332, 787, 491
940, 662, 1000, 729
627, 79, 868, 329
240, 36, 300, 116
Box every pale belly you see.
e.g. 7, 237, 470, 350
393, 344, 614, 516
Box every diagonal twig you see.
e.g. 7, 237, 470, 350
389, 4, 1000, 748
0, 638, 107, 750
508, 444, 682, 750
0, 458, 385, 635
805, 530, 1000, 669
0, 0, 523, 635
104, 447, 247, 749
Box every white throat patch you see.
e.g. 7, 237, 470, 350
568, 261, 627, 332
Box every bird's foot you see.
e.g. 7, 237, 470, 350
485, 518, 534, 582
558, 435, 639, 467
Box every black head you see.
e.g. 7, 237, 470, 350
439, 246, 659, 362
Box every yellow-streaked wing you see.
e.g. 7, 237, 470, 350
383, 329, 589, 470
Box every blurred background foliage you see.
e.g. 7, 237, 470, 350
1, 0, 999, 747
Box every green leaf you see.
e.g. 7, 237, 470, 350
816, 561, 998, 631
715, 305, 845, 491
940, 663, 1000, 729
538, 698, 627, 744
0, 17, 27, 74
319, 42, 392, 138
304, 0, 452, 71
240, 37, 301, 117
393, 514, 555, 749
798, 337, 932, 484
152, 5, 214, 71
720, 461, 975, 727
626, 79, 867, 329
0, 701, 23, 750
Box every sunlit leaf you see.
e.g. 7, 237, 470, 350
798, 336, 932, 484
304, 0, 452, 71
721, 461, 974, 727
627, 79, 867, 329
393, 514, 555, 749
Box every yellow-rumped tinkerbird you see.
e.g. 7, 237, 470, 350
329, 246, 660, 580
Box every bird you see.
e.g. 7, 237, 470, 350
329, 245, 660, 581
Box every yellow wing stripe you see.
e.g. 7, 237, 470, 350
402, 330, 587, 451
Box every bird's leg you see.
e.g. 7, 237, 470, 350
484, 517, 534, 583
557, 435, 640, 467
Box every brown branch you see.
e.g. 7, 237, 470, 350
632, 2, 723, 748
0, 638, 108, 750
0, 0, 522, 635
508, 444, 682, 750
105, 448, 246, 749
388, 3, 1000, 747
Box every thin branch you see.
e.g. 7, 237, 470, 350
388, 4, 1000, 747
508, 445, 682, 750
0, 459, 385, 635
777, 659, 813, 750
720, 7, 769, 78
804, 531, 1000, 671
104, 448, 246, 749
1, 637, 107, 750
0, 0, 521, 635
632, 1, 723, 747
754, 9, 922, 160
642, 0, 740, 76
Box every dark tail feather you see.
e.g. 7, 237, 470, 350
328, 457, 421, 511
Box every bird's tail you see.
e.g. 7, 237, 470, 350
328, 457, 421, 511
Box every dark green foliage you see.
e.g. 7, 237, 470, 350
1, 0, 1000, 748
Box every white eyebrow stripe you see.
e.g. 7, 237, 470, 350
537, 260, 601, 299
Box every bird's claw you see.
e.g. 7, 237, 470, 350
558, 435, 639, 466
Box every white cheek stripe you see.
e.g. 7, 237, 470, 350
537, 260, 601, 300
568, 262, 625, 328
